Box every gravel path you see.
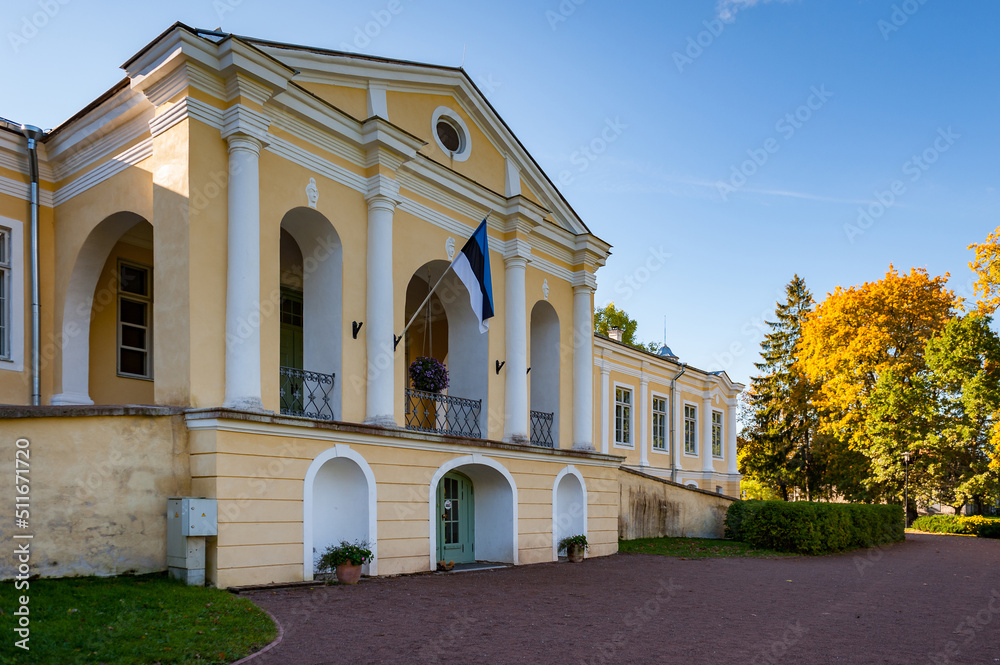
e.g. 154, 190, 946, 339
243, 533, 1000, 664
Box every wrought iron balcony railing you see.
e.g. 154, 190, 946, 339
279, 366, 335, 420
530, 410, 555, 447
404, 388, 482, 438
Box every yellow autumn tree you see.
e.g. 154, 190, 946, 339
797, 265, 959, 449
969, 226, 1000, 314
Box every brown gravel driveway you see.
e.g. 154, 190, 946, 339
242, 533, 1000, 664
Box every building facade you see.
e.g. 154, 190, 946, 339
0, 24, 741, 588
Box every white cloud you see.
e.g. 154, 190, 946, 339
717, 0, 796, 21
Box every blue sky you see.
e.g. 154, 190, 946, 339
2, 0, 997, 388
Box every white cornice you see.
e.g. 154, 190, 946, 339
183, 416, 622, 468
52, 139, 152, 207
0, 174, 54, 208
264, 133, 367, 193
44, 88, 153, 182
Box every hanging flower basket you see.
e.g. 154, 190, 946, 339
409, 356, 449, 393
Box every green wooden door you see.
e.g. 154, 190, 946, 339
279, 289, 304, 413
279, 288, 304, 369
437, 472, 475, 564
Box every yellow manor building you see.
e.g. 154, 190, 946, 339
0, 24, 742, 588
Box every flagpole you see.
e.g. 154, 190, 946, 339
397, 210, 493, 345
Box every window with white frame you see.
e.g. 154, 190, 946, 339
684, 404, 697, 454
712, 410, 724, 458
615, 386, 632, 446
652, 396, 667, 451
0, 227, 9, 361
118, 261, 152, 379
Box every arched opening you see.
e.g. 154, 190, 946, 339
530, 300, 560, 447
55, 211, 151, 405
553, 466, 587, 559
429, 455, 518, 569
278, 208, 342, 419
303, 446, 377, 579
404, 261, 488, 437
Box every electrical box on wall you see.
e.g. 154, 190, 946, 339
167, 497, 217, 586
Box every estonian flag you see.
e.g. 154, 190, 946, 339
452, 218, 495, 333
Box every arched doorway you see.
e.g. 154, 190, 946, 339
530, 300, 560, 446
552, 466, 587, 559
56, 211, 152, 405
404, 261, 488, 437
302, 446, 377, 579
278, 208, 342, 419
429, 455, 518, 569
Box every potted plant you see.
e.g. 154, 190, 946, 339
315, 539, 373, 585
558, 534, 588, 563
409, 356, 449, 393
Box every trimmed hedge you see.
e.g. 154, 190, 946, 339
911, 514, 1000, 539
724, 500, 904, 555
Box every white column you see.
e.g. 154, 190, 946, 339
672, 385, 683, 479
727, 400, 739, 475
503, 254, 529, 443
572, 284, 595, 451
600, 364, 611, 454
223, 133, 264, 410
702, 395, 714, 473
639, 376, 649, 467
364, 193, 397, 427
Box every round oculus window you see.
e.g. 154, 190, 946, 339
436, 119, 462, 153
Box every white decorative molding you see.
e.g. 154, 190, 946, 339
220, 104, 271, 144
264, 133, 367, 194
366, 81, 388, 118
305, 177, 319, 208
0, 217, 25, 373
430, 106, 472, 162
52, 139, 153, 207
445, 237, 455, 260
0, 175, 54, 208
542, 279, 549, 300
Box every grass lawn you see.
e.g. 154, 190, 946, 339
619, 536, 796, 558
0, 573, 276, 665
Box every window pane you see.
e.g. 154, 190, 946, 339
120, 348, 146, 375
120, 299, 146, 325
0, 231, 7, 264
121, 324, 146, 350
120, 265, 148, 296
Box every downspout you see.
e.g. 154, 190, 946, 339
21, 125, 43, 406
669, 363, 686, 483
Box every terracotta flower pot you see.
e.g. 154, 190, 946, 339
335, 563, 363, 584
567, 543, 585, 563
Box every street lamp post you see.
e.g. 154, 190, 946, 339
902, 451, 911, 528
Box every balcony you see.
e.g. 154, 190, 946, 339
404, 388, 481, 438
530, 410, 555, 447
279, 367, 336, 420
